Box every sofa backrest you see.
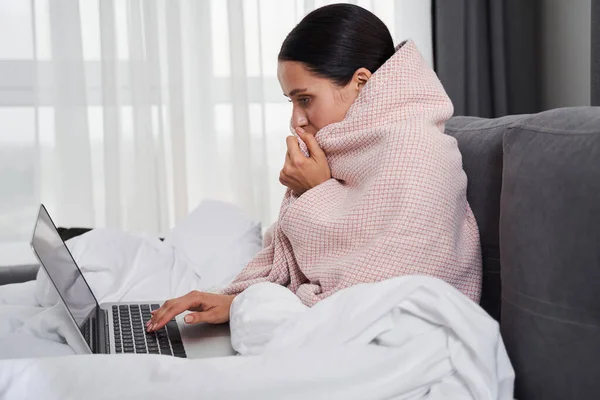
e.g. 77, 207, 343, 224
445, 106, 600, 400
445, 114, 522, 321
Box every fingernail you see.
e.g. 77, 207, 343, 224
184, 315, 192, 323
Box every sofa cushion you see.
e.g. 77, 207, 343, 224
500, 106, 600, 399
445, 114, 522, 320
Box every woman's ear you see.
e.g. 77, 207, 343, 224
353, 67, 372, 91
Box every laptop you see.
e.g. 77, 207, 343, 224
30, 204, 235, 358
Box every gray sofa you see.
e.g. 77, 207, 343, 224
446, 106, 600, 400
1, 106, 599, 399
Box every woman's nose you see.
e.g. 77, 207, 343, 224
292, 108, 308, 129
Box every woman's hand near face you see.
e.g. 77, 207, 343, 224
146, 291, 235, 332
280, 127, 332, 196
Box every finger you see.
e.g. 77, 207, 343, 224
147, 310, 159, 329
148, 303, 178, 331
150, 305, 183, 331
280, 162, 296, 182
147, 302, 169, 328
182, 310, 214, 325
279, 171, 288, 187
286, 136, 302, 159
147, 301, 189, 329
148, 293, 199, 331
150, 299, 177, 324
299, 131, 325, 159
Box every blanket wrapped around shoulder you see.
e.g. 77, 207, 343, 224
222, 40, 482, 305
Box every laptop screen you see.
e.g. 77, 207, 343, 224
31, 205, 98, 350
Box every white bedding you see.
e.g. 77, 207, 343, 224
0, 200, 263, 359
0, 276, 514, 399
0, 199, 514, 399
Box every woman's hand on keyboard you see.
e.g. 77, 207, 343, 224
146, 291, 236, 332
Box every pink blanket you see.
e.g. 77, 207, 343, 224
222, 40, 482, 305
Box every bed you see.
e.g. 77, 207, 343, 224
0, 200, 514, 399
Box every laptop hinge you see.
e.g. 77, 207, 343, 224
94, 308, 109, 354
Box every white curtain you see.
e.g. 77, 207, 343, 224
0, 0, 433, 242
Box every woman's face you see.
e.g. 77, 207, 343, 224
277, 61, 371, 135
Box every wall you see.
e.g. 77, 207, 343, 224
541, 0, 592, 110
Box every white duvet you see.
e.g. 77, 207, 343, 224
0, 201, 515, 399
0, 277, 514, 399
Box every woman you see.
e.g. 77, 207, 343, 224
147, 4, 482, 332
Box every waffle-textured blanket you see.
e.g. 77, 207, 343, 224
223, 40, 482, 305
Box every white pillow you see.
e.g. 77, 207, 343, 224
163, 200, 263, 290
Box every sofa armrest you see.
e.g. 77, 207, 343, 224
0, 228, 92, 286
0, 263, 40, 285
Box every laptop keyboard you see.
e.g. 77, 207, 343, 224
81, 317, 91, 345
111, 304, 187, 358
81, 315, 96, 347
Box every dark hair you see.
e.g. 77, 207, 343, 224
278, 4, 395, 87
